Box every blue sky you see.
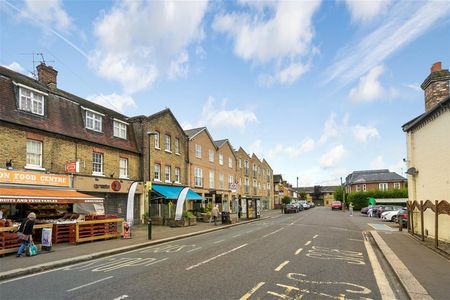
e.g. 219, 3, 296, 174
1, 0, 449, 186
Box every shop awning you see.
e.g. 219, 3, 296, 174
152, 184, 202, 201
0, 187, 104, 204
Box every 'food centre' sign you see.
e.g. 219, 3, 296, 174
0, 170, 70, 187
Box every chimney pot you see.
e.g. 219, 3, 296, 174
37, 63, 58, 89
431, 62, 442, 73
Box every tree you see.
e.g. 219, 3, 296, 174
282, 196, 291, 205
334, 186, 344, 202
299, 192, 307, 200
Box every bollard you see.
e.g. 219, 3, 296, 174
148, 218, 152, 240
399, 219, 403, 231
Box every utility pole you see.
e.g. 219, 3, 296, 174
340, 177, 346, 212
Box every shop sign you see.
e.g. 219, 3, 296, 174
111, 180, 121, 192
65, 161, 79, 173
74, 176, 143, 194
0, 170, 70, 187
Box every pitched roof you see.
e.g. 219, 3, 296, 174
213, 139, 228, 148
402, 96, 450, 132
235, 147, 251, 159
273, 174, 283, 183
0, 66, 138, 153
131, 108, 187, 138
184, 127, 206, 140
346, 169, 406, 184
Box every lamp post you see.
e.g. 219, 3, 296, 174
340, 177, 346, 212
147, 131, 158, 240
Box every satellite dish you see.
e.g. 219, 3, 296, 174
406, 167, 418, 176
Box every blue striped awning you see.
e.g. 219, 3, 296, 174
152, 184, 202, 201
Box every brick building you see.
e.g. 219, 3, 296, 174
213, 139, 238, 212
345, 169, 407, 193
0, 64, 143, 223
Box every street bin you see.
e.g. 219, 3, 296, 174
221, 212, 231, 224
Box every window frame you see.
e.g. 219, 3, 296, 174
164, 135, 171, 153
194, 167, 203, 187
113, 119, 128, 139
119, 157, 128, 178
85, 110, 103, 132
209, 149, 214, 163
228, 157, 233, 168
393, 182, 401, 189
165, 165, 171, 182
195, 144, 201, 158
218, 153, 223, 165
26, 139, 43, 169
175, 138, 180, 155
154, 131, 160, 149
154, 163, 161, 181
219, 173, 224, 189
175, 167, 181, 183
92, 152, 104, 175
379, 183, 388, 191
209, 171, 215, 189
18, 86, 45, 116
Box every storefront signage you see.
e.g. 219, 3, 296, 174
111, 181, 122, 192
73, 176, 143, 194
0, 170, 70, 187
65, 161, 79, 173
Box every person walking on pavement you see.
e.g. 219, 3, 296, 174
16, 212, 36, 257
211, 205, 220, 226
367, 205, 373, 218
349, 202, 354, 216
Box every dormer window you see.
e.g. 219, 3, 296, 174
113, 119, 128, 139
18, 86, 45, 116
84, 109, 103, 132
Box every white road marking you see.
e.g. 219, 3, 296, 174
348, 238, 363, 242
305, 241, 312, 246
306, 246, 365, 265
275, 260, 290, 272
213, 239, 225, 244
240, 282, 265, 300
313, 234, 319, 239
295, 248, 303, 255
187, 247, 202, 253
232, 234, 241, 237
262, 227, 284, 238
363, 233, 395, 300
66, 276, 113, 292
113, 295, 129, 300
186, 244, 248, 271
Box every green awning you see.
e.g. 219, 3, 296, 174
152, 184, 202, 201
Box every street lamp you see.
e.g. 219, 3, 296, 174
146, 131, 158, 240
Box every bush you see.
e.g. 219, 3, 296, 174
346, 189, 408, 210
334, 187, 344, 202
282, 196, 291, 204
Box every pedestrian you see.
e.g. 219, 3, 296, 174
16, 212, 36, 257
367, 205, 373, 218
349, 203, 354, 216
281, 203, 285, 214
211, 205, 220, 226
0, 206, 7, 219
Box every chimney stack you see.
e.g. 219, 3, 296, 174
421, 61, 450, 112
37, 63, 58, 89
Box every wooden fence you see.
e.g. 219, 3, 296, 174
407, 200, 450, 249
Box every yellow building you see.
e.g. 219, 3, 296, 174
402, 62, 450, 243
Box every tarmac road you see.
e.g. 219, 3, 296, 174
0, 207, 403, 300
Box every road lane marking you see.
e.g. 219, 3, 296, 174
240, 282, 265, 300
187, 247, 202, 253
348, 238, 363, 242
338, 293, 345, 300
186, 244, 248, 271
66, 276, 113, 292
262, 227, 284, 238
275, 261, 290, 272
305, 241, 311, 246
113, 295, 129, 300
313, 234, 319, 239
295, 248, 303, 255
213, 239, 225, 244
232, 234, 241, 237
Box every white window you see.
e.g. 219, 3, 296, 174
209, 171, 215, 189
393, 182, 401, 189
92, 152, 103, 175
175, 138, 180, 154
228, 175, 233, 189
175, 167, 181, 183
239, 178, 242, 186
239, 159, 242, 168
219, 153, 223, 165
228, 157, 232, 168
119, 158, 128, 178
164, 135, 171, 152
194, 168, 203, 187
195, 144, 201, 158
26, 139, 42, 168
19, 87, 44, 116
363, 184, 367, 192
86, 111, 102, 132
154, 164, 161, 181
219, 173, 224, 189
209, 149, 214, 163
356, 185, 361, 192
154, 132, 160, 149
165, 165, 171, 182
113, 120, 127, 139
379, 183, 388, 191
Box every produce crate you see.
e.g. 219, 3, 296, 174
52, 224, 71, 244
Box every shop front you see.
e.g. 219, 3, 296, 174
72, 176, 144, 224
240, 196, 261, 219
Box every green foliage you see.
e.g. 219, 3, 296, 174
299, 192, 307, 200
205, 202, 213, 212
346, 189, 408, 210
199, 207, 206, 213
282, 196, 291, 204
334, 187, 344, 202
182, 211, 195, 218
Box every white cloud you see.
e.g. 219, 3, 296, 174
198, 97, 258, 129
3, 62, 25, 74
21, 0, 72, 32
326, 1, 450, 86
344, 0, 391, 23
320, 145, 345, 169
353, 125, 380, 143
182, 122, 194, 130
319, 113, 349, 144
348, 65, 385, 102
370, 155, 385, 169
248, 140, 263, 158
260, 138, 315, 161
213, 0, 321, 85
90, 0, 208, 94
87, 93, 136, 114
404, 83, 421, 93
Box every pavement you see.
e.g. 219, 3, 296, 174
0, 210, 281, 280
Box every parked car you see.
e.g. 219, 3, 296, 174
284, 203, 299, 213
331, 201, 342, 210
376, 205, 403, 218
396, 208, 408, 227
381, 209, 401, 222
292, 202, 304, 212
299, 200, 310, 210
361, 205, 381, 215
309, 202, 315, 208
